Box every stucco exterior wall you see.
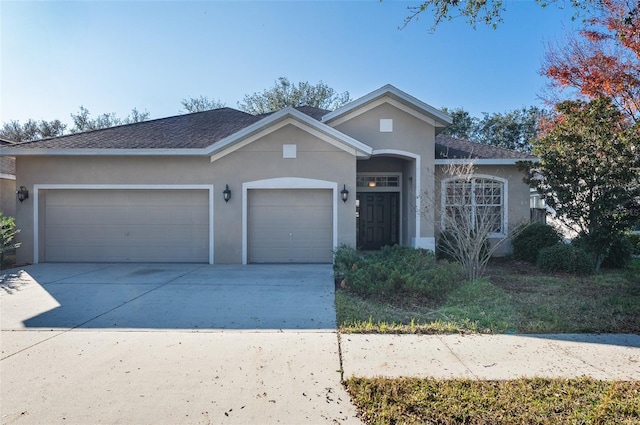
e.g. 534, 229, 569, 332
14, 124, 356, 264
0, 178, 16, 217
332, 102, 437, 246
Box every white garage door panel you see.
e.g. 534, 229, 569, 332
248, 189, 332, 263
44, 190, 209, 263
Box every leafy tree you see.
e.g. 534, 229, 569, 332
521, 97, 640, 271
0, 213, 20, 269
238, 77, 351, 115
542, 0, 640, 123
70, 106, 150, 133
0, 119, 67, 143
180, 96, 226, 113
400, 0, 591, 31
475, 107, 544, 153
440, 107, 478, 140
441, 106, 544, 153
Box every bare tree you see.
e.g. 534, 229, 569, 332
428, 159, 525, 280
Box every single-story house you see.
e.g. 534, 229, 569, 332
0, 138, 17, 217
0, 85, 535, 265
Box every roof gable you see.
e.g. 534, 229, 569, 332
322, 84, 452, 131
208, 107, 372, 162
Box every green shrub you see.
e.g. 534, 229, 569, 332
512, 222, 562, 263
572, 233, 634, 269
537, 244, 594, 275
601, 236, 634, 269
333, 244, 363, 280
626, 233, 640, 256
336, 245, 465, 302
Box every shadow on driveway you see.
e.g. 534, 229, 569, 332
1, 263, 337, 331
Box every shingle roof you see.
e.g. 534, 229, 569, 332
435, 135, 536, 160
13, 108, 261, 149
2, 106, 534, 161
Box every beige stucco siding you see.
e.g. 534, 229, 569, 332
14, 123, 357, 264
1, 178, 16, 217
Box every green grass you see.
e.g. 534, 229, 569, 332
345, 377, 640, 425
336, 258, 640, 334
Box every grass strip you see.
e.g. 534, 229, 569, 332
345, 377, 640, 424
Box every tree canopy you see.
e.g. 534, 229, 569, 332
400, 0, 591, 31
522, 98, 640, 270
441, 106, 544, 153
180, 96, 226, 113
542, 0, 640, 122
70, 106, 150, 133
238, 77, 351, 115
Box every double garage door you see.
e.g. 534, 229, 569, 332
41, 188, 333, 264
43, 189, 209, 263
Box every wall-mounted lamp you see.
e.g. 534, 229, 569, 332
341, 184, 349, 203
223, 184, 231, 203
16, 186, 29, 203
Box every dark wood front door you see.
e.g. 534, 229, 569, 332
356, 192, 399, 250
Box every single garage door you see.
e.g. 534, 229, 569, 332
248, 189, 333, 263
43, 189, 209, 262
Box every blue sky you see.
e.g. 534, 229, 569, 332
0, 1, 579, 126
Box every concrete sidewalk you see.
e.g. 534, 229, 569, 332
341, 333, 640, 380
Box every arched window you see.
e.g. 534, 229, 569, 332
442, 175, 507, 237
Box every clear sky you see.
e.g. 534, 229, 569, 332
0, 0, 579, 127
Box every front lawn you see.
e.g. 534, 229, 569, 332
336, 257, 640, 334
345, 377, 640, 425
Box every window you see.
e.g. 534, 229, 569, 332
442, 176, 506, 236
356, 175, 399, 188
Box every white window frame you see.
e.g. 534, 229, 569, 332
441, 175, 508, 238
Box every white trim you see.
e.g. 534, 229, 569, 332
412, 237, 435, 251
440, 174, 509, 238
326, 97, 441, 128
0, 173, 16, 180
435, 158, 537, 165
242, 177, 338, 265
371, 149, 422, 246
32, 184, 214, 265
323, 84, 452, 127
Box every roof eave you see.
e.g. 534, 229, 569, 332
435, 158, 539, 165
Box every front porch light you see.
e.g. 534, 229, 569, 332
341, 184, 349, 203
16, 186, 29, 203
368, 181, 376, 187
223, 184, 231, 203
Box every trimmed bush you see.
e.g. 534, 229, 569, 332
334, 245, 465, 302
512, 222, 562, 263
537, 244, 594, 275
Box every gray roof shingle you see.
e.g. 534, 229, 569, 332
13, 108, 260, 149
3, 107, 534, 161
435, 135, 535, 160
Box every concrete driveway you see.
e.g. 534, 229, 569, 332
0, 263, 360, 424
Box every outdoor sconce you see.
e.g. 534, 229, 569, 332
16, 186, 29, 203
341, 184, 349, 203
222, 184, 231, 203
